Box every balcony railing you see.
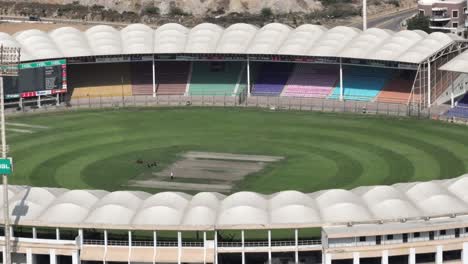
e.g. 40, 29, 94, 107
82, 239, 203, 247
217, 240, 321, 248
329, 233, 468, 249
430, 14, 451, 21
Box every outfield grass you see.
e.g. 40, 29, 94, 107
5, 107, 468, 194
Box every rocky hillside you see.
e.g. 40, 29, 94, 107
3, 0, 323, 16
0, 0, 409, 29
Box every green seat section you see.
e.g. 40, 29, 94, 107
188, 62, 244, 96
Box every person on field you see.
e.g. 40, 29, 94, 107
170, 171, 174, 180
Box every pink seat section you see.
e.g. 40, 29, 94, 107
282, 64, 339, 98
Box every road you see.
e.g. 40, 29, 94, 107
350, 8, 417, 31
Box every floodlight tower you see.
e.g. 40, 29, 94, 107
0, 45, 21, 264
363, 0, 367, 30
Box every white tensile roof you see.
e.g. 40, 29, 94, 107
0, 23, 459, 64
2, 174, 468, 230
439, 49, 468, 73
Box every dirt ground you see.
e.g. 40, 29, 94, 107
128, 151, 283, 193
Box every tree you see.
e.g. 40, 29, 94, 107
142, 6, 160, 16
169, 6, 187, 16
407, 13, 431, 33
261, 7, 273, 17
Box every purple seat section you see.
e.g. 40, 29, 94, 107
252, 63, 294, 96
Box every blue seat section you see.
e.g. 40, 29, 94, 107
329, 67, 394, 101
252, 63, 294, 96
446, 93, 468, 119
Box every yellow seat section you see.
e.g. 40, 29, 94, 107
68, 63, 132, 99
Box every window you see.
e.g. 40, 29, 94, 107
359, 236, 366, 242
464, 7, 467, 13
387, 234, 394, 240
419, 9, 425, 15
440, 230, 446, 235
376, 236, 382, 245
414, 232, 420, 238
465, 227, 468, 233
453, 10, 459, 18
453, 22, 459, 28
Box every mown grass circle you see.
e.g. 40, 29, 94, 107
7, 107, 468, 194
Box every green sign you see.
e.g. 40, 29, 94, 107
5, 94, 20, 99
19, 59, 66, 70
0, 158, 12, 175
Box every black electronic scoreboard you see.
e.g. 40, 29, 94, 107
5, 59, 67, 99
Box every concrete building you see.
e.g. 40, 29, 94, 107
418, 0, 467, 36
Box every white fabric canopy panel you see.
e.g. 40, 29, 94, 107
440, 49, 468, 73
0, 23, 459, 64
3, 174, 468, 229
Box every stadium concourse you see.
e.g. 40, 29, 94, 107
0, 22, 466, 110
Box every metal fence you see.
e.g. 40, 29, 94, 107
5, 94, 447, 120
83, 239, 203, 247
83, 239, 320, 248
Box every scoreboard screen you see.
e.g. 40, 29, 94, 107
5, 59, 67, 99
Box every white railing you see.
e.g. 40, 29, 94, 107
83, 239, 204, 248
0, 236, 77, 245
329, 233, 467, 249
218, 239, 321, 248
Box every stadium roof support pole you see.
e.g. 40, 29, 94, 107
0, 44, 20, 264
128, 230, 132, 264
241, 230, 245, 264
247, 57, 251, 97
382, 250, 389, 264
78, 229, 83, 248
294, 229, 299, 263
353, 252, 360, 264
152, 56, 156, 98
451, 72, 455, 108
462, 242, 468, 264
323, 253, 332, 264
363, 0, 367, 30
0, 77, 9, 263
214, 231, 218, 264
177, 231, 182, 264
104, 229, 108, 264
152, 231, 157, 264
427, 59, 431, 108
268, 230, 272, 264
436, 245, 443, 264
339, 58, 344, 101
203, 232, 207, 264
409, 248, 416, 264
72, 250, 79, 264
26, 249, 32, 264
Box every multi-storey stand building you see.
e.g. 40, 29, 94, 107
0, 174, 468, 264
